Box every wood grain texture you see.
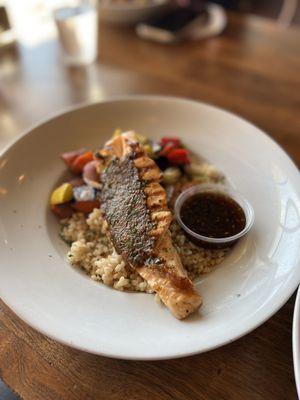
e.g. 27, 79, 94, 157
0, 12, 300, 400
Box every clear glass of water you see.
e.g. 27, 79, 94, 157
54, 0, 98, 66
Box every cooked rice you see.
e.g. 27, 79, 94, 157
61, 207, 229, 293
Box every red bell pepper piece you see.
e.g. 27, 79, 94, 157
71, 200, 100, 213
71, 151, 94, 175
61, 149, 86, 167
159, 143, 176, 157
51, 203, 74, 219
167, 148, 190, 165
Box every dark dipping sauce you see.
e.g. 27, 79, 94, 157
180, 192, 246, 247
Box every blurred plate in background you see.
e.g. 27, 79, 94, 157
98, 0, 170, 25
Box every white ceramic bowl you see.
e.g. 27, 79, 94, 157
1, 95, 300, 360
99, 0, 170, 25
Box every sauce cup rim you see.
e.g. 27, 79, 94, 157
174, 183, 255, 244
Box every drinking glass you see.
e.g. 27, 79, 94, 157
54, 0, 98, 66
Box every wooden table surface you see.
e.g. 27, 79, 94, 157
0, 12, 300, 400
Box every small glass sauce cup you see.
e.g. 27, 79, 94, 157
174, 183, 254, 249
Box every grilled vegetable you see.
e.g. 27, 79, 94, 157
50, 183, 73, 205
163, 167, 182, 185
73, 185, 96, 202
61, 149, 85, 167
155, 156, 170, 171
152, 142, 162, 155
71, 151, 94, 174
185, 163, 224, 181
71, 200, 100, 213
68, 177, 85, 187
135, 133, 148, 145
159, 143, 176, 157
83, 161, 101, 189
167, 148, 190, 165
51, 203, 74, 219
143, 144, 154, 157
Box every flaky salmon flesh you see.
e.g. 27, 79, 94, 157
97, 132, 202, 319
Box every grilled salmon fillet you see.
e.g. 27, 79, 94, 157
97, 132, 202, 319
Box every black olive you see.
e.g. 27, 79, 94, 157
155, 156, 169, 171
